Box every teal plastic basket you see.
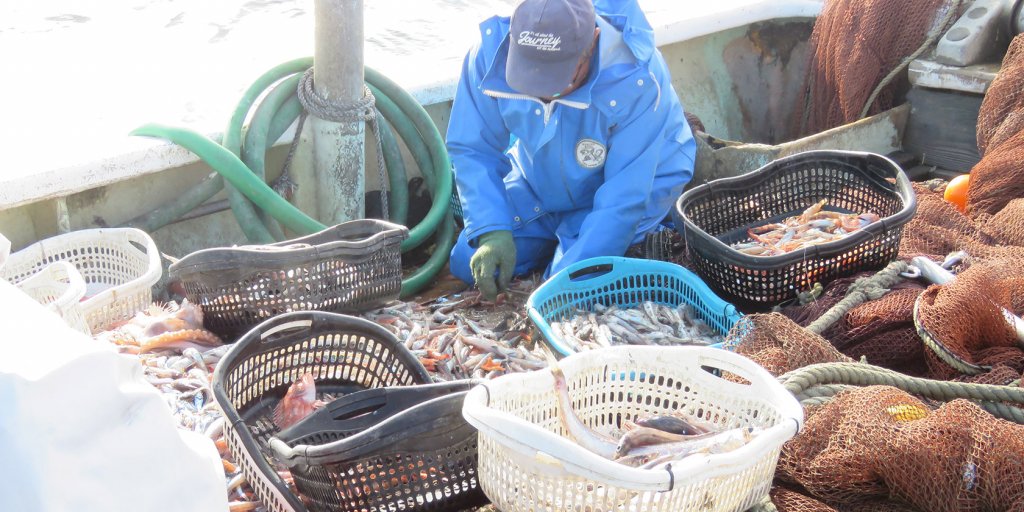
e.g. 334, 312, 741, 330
527, 256, 743, 358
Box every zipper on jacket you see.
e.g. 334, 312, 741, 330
483, 88, 585, 208
482, 89, 588, 124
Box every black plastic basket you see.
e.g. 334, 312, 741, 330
211, 311, 432, 512
169, 220, 408, 340
268, 380, 487, 512
672, 150, 917, 309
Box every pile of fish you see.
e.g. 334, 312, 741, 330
362, 282, 551, 381
94, 300, 265, 512
547, 301, 724, 351
89, 277, 553, 512
730, 199, 881, 256
552, 365, 759, 468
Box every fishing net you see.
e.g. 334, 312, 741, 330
983, 199, 1024, 248
791, 0, 960, 138
969, 33, 1024, 218
768, 256, 1024, 385
726, 13, 1024, 510
976, 34, 1024, 157
775, 386, 1024, 511
770, 485, 920, 512
967, 130, 1024, 219
914, 260, 1024, 379
726, 313, 852, 377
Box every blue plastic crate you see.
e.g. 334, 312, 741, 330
527, 256, 743, 358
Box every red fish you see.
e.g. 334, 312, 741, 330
272, 373, 324, 430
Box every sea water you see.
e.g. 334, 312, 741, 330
0, 0, 770, 176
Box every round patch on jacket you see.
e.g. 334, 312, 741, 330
575, 139, 606, 169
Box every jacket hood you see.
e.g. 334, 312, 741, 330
592, 0, 655, 65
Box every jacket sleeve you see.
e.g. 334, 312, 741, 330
550, 75, 681, 275
446, 44, 514, 244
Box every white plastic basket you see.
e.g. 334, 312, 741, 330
462, 346, 804, 512
15, 261, 91, 335
1, 228, 162, 333
0, 232, 10, 270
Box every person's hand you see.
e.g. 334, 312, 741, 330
470, 230, 516, 300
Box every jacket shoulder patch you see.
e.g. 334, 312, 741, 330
575, 139, 607, 169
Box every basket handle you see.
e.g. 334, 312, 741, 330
663, 418, 800, 483
267, 437, 303, 467
260, 318, 313, 340
564, 258, 619, 282
693, 349, 805, 430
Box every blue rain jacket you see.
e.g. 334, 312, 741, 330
447, 0, 695, 276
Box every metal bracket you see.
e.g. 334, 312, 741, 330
934, 0, 1012, 67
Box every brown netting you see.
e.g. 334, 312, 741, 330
977, 34, 1024, 156
769, 255, 1024, 385
727, 313, 852, 377
721, 12, 1024, 510
771, 486, 841, 512
827, 287, 928, 377
913, 258, 1024, 376
967, 129, 1024, 219
775, 386, 1024, 511
777, 275, 930, 376
792, 0, 959, 138
968, 33, 1024, 218
772, 484, 924, 512
982, 199, 1024, 248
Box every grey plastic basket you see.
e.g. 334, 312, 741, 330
212, 311, 432, 512
168, 220, 408, 340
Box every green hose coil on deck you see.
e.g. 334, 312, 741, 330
129, 57, 454, 297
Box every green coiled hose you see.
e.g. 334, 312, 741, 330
129, 57, 454, 297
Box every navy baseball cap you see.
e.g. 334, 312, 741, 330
506, 0, 597, 98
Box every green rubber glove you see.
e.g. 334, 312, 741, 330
470, 230, 516, 300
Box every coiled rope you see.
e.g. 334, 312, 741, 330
297, 67, 389, 220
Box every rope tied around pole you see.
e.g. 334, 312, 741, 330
804, 260, 909, 335
297, 67, 389, 221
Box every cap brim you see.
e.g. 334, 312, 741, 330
506, 48, 580, 98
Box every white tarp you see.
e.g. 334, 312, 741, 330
0, 278, 226, 511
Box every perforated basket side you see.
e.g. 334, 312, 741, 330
294, 431, 482, 512
526, 257, 742, 357
15, 261, 91, 335
170, 220, 408, 339
673, 150, 916, 308
277, 390, 486, 512
461, 346, 803, 512
1, 228, 162, 332
212, 311, 431, 512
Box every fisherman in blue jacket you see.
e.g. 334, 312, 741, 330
447, 0, 696, 299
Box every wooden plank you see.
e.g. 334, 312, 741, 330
902, 87, 983, 173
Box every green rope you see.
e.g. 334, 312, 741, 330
799, 395, 840, 407
805, 260, 909, 335
794, 383, 854, 403
779, 362, 1024, 423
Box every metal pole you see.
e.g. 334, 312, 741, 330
312, 0, 365, 224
